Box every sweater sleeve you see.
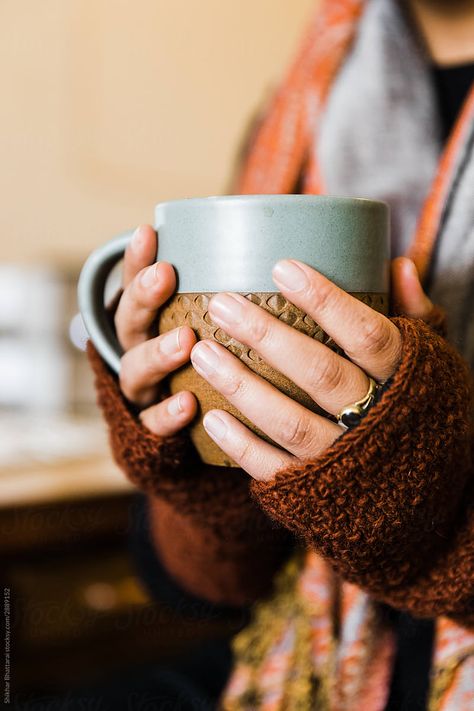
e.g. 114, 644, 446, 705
251, 316, 474, 624
87, 342, 292, 607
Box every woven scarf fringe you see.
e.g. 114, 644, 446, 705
428, 645, 474, 711
222, 552, 332, 711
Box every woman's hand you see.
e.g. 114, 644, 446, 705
114, 225, 198, 436
191, 256, 435, 481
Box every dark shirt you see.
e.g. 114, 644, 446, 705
432, 61, 474, 142
129, 495, 242, 710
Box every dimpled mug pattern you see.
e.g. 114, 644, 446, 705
159, 290, 388, 466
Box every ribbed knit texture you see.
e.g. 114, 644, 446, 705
87, 309, 473, 620
251, 316, 474, 622
87, 341, 292, 605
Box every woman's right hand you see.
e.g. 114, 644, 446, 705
114, 224, 198, 436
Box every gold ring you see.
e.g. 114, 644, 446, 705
336, 377, 380, 430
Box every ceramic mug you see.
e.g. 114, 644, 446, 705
78, 194, 389, 466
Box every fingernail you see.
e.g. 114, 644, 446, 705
167, 393, 183, 416
141, 263, 157, 287
160, 327, 181, 356
405, 259, 419, 278
273, 260, 308, 291
209, 293, 245, 326
191, 342, 220, 376
131, 225, 145, 252
203, 412, 227, 441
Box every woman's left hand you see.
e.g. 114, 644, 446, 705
190, 256, 434, 481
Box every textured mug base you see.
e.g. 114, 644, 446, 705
159, 292, 388, 467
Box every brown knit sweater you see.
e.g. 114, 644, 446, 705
87, 312, 474, 624
87, 340, 292, 606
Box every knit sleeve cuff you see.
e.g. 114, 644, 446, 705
87, 340, 290, 549
251, 316, 473, 594
87, 340, 196, 494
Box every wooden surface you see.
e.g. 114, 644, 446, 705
0, 412, 241, 699
1, 471, 242, 698
0, 454, 133, 510
0, 411, 134, 509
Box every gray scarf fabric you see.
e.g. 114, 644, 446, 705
316, 0, 474, 369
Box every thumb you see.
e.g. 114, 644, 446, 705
391, 257, 433, 319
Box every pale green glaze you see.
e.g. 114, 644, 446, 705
78, 194, 389, 373
155, 195, 389, 292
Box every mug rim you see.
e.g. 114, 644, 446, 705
155, 193, 388, 210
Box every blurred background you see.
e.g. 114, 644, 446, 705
0, 0, 316, 706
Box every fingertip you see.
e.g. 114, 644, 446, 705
391, 255, 405, 274
203, 409, 228, 442
166, 390, 198, 419
134, 261, 176, 305
391, 257, 432, 319
129, 224, 156, 256
404, 257, 419, 277
177, 390, 198, 418
140, 390, 197, 437
392, 256, 413, 278
123, 225, 157, 286
204, 407, 224, 422
391, 257, 419, 297
190, 339, 205, 361
178, 325, 198, 350
191, 338, 222, 357
155, 261, 177, 291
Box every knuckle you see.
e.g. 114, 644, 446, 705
220, 371, 246, 399
356, 318, 394, 357
142, 340, 162, 378
118, 356, 134, 397
154, 335, 171, 363
235, 437, 254, 468
248, 312, 272, 346
114, 292, 140, 344
281, 412, 312, 449
306, 355, 344, 393
310, 280, 334, 313
113, 300, 127, 337
119, 343, 156, 396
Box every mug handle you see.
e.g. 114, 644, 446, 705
77, 230, 135, 374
